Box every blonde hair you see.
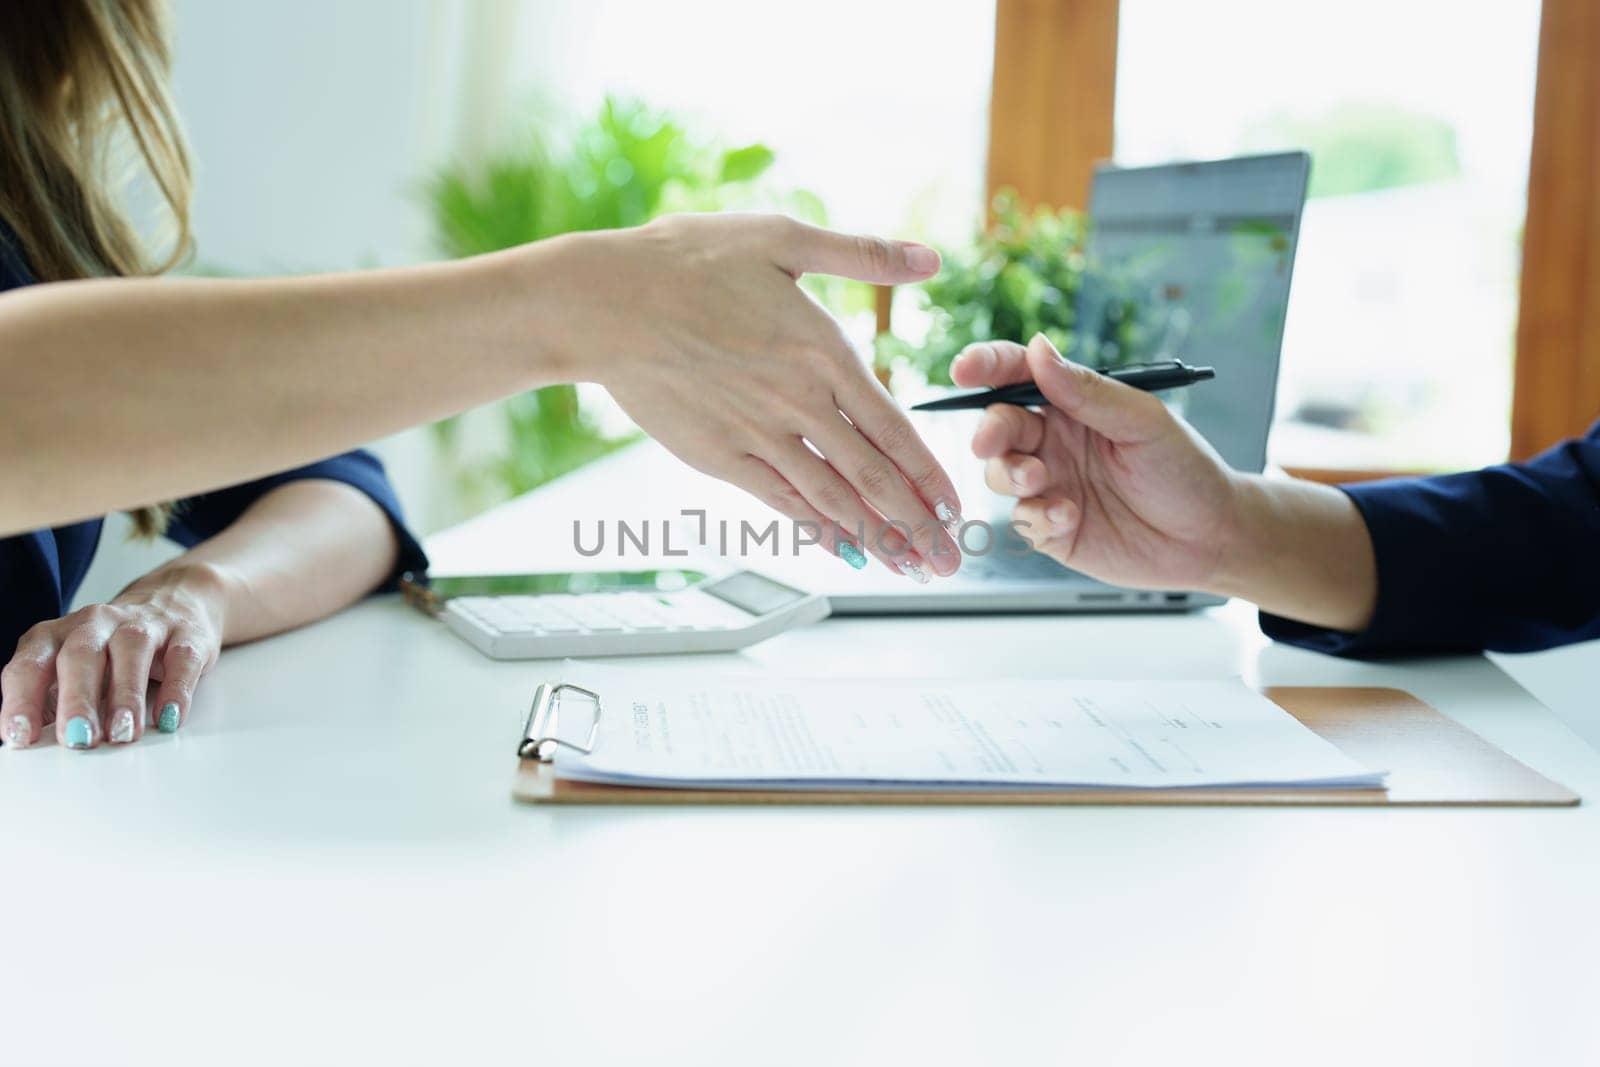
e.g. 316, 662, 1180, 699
0, 0, 193, 536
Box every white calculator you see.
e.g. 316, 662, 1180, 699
433, 570, 831, 660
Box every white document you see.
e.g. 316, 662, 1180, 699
550, 663, 1386, 791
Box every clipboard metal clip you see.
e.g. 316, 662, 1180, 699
519, 682, 602, 762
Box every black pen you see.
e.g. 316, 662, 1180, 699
911, 360, 1216, 412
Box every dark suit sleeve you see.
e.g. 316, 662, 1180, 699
165, 449, 428, 591
1260, 422, 1600, 656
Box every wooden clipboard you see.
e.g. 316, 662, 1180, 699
511, 686, 1579, 807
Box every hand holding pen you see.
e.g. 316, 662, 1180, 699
948, 332, 1237, 592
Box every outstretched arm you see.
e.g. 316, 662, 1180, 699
2, 215, 965, 577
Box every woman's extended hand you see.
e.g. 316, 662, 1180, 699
579, 214, 965, 579
1, 563, 227, 750
952, 334, 1243, 591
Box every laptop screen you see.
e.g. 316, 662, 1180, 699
1085, 152, 1310, 473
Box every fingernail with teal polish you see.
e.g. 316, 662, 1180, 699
837, 542, 867, 570
64, 716, 94, 750
158, 703, 181, 733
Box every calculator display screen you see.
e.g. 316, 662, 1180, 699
703, 573, 806, 615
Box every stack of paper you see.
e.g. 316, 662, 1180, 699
549, 664, 1387, 792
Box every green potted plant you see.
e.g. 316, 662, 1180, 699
877, 192, 1177, 388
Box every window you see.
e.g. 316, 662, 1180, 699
506, 1, 994, 251
1114, 0, 1542, 472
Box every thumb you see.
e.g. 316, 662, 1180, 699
1025, 333, 1170, 444
777, 219, 941, 284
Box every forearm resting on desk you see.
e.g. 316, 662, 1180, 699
165, 479, 400, 645
0, 479, 399, 750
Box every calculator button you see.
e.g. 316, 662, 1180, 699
560, 608, 623, 631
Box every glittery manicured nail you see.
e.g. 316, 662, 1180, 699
64, 716, 94, 750
110, 708, 136, 744
837, 542, 867, 570
5, 714, 29, 749
900, 558, 931, 585
935, 500, 961, 532
157, 703, 181, 733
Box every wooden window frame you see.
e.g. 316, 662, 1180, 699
1510, 0, 1600, 461
984, 0, 1595, 484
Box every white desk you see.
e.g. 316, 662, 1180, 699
5, 444, 1600, 1066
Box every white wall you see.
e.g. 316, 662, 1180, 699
171, 0, 445, 274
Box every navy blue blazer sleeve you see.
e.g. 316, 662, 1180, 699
165, 450, 429, 591
1260, 422, 1600, 657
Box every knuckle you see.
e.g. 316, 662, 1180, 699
909, 461, 947, 494
991, 407, 1029, 445
777, 381, 826, 421
80, 603, 119, 626
167, 642, 206, 669
0, 656, 47, 686
1076, 368, 1107, 408
60, 629, 105, 657
810, 482, 853, 517
872, 417, 918, 457
768, 484, 809, 517
166, 675, 198, 701
854, 235, 893, 277
17, 621, 54, 646
649, 212, 686, 236
853, 462, 894, 501
984, 459, 1016, 495
976, 406, 1011, 439
115, 622, 160, 646
110, 682, 146, 708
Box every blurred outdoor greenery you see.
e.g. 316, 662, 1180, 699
879, 192, 1164, 386
425, 96, 858, 505
1247, 101, 1461, 199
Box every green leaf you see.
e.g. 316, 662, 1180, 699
720, 144, 776, 184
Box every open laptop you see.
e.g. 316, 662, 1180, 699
778, 150, 1311, 614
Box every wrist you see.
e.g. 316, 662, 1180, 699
141, 559, 237, 631
1205, 473, 1379, 631
496, 229, 629, 388
1207, 473, 1278, 602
